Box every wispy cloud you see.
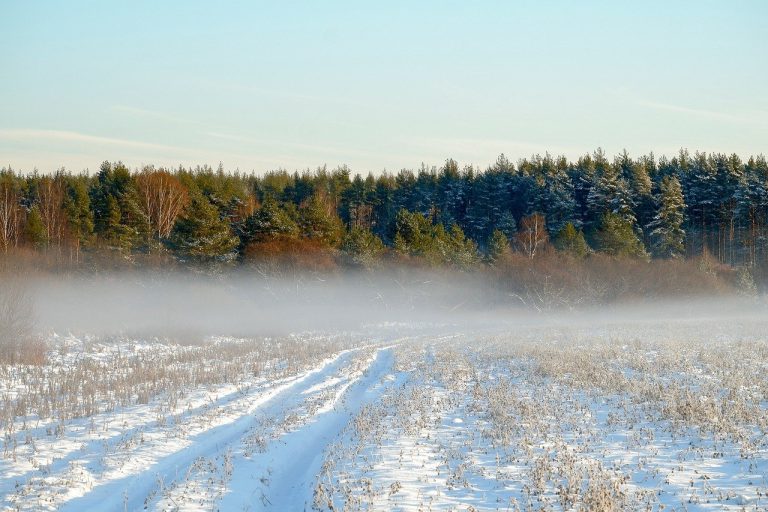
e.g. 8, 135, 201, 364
109, 105, 204, 127
608, 88, 764, 126
635, 100, 754, 124
0, 129, 275, 172
206, 131, 397, 160
407, 137, 582, 162
0, 128, 193, 153
202, 79, 373, 109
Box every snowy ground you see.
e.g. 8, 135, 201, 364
1, 321, 767, 511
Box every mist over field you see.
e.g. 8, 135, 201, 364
24, 271, 768, 337
2, 271, 767, 511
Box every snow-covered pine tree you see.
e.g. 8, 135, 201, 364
585, 149, 637, 229
647, 176, 686, 258
242, 197, 300, 244
169, 193, 239, 262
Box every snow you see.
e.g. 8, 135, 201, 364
1, 323, 767, 511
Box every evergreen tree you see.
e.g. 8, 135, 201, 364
340, 227, 385, 268
25, 205, 47, 249
529, 155, 576, 234
647, 176, 686, 258
103, 195, 135, 252
392, 209, 435, 258
168, 194, 238, 262
5, 149, 768, 271
464, 158, 516, 244
436, 159, 469, 228
593, 213, 648, 258
553, 222, 590, 258
298, 195, 343, 246
340, 174, 374, 229
90, 161, 150, 252
569, 154, 596, 227
242, 197, 299, 244
496, 211, 517, 239
735, 156, 768, 265
682, 151, 719, 253
371, 175, 396, 240
439, 224, 479, 269
586, 152, 637, 228
486, 229, 510, 263
63, 178, 94, 260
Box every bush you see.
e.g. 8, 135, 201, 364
242, 236, 339, 275
489, 251, 734, 309
340, 227, 385, 269
0, 279, 46, 365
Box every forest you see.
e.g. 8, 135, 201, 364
0, 148, 766, 293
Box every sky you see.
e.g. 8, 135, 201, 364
1, 0, 766, 174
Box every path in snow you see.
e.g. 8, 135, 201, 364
218, 346, 398, 511
2, 345, 380, 512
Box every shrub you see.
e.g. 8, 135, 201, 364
0, 279, 46, 365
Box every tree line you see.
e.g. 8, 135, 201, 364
0, 149, 766, 276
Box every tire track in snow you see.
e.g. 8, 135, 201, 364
53, 348, 363, 512
0, 369, 314, 491
217, 346, 398, 511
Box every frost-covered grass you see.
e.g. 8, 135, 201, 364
316, 325, 768, 511
1, 321, 767, 511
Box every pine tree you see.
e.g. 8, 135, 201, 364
682, 151, 719, 254
63, 178, 94, 261
392, 209, 435, 257
647, 176, 686, 258
735, 156, 768, 265
593, 213, 648, 258
553, 222, 590, 258
168, 194, 238, 262
25, 205, 47, 249
436, 159, 468, 228
486, 229, 510, 263
103, 195, 134, 252
569, 154, 596, 227
586, 153, 637, 228
439, 224, 479, 269
242, 197, 299, 244
90, 161, 150, 252
496, 211, 517, 239
464, 162, 516, 244
532, 156, 576, 234
340, 227, 384, 268
298, 195, 343, 246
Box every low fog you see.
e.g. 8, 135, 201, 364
17, 271, 768, 339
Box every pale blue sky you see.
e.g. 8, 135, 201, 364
1, 1, 766, 173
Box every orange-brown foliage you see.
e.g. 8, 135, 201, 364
489, 250, 734, 308
243, 236, 339, 274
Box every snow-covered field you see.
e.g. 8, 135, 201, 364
1, 320, 767, 511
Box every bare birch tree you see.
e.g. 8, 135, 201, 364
516, 213, 549, 259
135, 168, 189, 240
37, 175, 66, 247
0, 181, 22, 253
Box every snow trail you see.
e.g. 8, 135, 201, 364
50, 347, 361, 512
218, 346, 397, 511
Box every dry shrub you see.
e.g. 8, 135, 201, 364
243, 236, 339, 275
0, 246, 72, 274
0, 277, 46, 365
490, 250, 734, 308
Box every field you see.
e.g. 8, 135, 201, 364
1, 315, 767, 511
